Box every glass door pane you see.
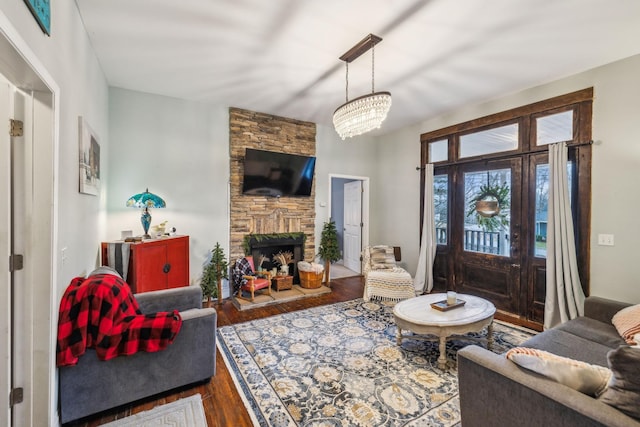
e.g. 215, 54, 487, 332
463, 169, 511, 256
534, 162, 574, 258
434, 174, 448, 245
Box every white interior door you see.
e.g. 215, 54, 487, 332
0, 75, 33, 426
343, 180, 362, 273
0, 23, 57, 424
0, 76, 12, 427
11, 83, 33, 427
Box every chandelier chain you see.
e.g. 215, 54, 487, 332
345, 62, 349, 103
371, 44, 375, 93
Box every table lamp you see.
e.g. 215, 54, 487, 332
126, 188, 166, 239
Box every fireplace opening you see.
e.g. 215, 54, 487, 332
246, 233, 306, 283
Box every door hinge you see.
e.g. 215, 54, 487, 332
10, 387, 23, 407
9, 254, 24, 272
9, 119, 23, 137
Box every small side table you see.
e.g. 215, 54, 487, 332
272, 275, 293, 291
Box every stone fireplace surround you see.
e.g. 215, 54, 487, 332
229, 107, 317, 265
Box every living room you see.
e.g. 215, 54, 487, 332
1, 1, 640, 426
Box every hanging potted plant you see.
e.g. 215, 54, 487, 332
201, 242, 229, 306
466, 183, 510, 232
317, 220, 340, 285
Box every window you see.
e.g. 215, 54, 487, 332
463, 169, 511, 256
429, 139, 448, 162
536, 110, 573, 146
460, 123, 518, 158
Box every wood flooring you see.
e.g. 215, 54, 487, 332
70, 276, 364, 427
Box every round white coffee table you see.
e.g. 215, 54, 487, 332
393, 293, 496, 369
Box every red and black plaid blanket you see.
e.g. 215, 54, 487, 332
56, 274, 182, 367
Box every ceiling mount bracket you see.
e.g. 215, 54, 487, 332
339, 34, 383, 63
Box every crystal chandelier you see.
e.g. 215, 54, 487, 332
333, 34, 392, 140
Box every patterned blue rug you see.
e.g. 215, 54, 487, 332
218, 299, 535, 426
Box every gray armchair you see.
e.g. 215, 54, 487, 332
58, 286, 216, 424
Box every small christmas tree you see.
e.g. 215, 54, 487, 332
318, 220, 340, 285
201, 242, 229, 305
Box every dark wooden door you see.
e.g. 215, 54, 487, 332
452, 158, 524, 315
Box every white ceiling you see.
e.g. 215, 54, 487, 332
75, 0, 640, 136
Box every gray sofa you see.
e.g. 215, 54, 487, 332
458, 296, 639, 427
58, 286, 217, 424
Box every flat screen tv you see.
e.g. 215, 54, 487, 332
242, 149, 316, 197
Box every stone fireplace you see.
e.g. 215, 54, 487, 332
229, 107, 317, 265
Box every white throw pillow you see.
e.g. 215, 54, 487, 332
369, 246, 396, 269
612, 304, 640, 345
506, 347, 612, 396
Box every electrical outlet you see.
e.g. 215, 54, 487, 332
61, 247, 67, 265
597, 234, 614, 246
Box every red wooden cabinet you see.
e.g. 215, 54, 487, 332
101, 235, 189, 293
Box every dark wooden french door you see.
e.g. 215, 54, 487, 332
432, 150, 583, 330
452, 158, 524, 315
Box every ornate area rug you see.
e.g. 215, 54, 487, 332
101, 394, 206, 427
218, 299, 535, 426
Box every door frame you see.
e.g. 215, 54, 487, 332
421, 89, 593, 331
327, 174, 370, 269
0, 10, 59, 425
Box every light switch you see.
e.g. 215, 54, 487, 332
597, 234, 614, 246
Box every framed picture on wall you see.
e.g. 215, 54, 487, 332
24, 0, 51, 36
78, 116, 101, 196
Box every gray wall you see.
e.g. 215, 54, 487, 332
107, 89, 380, 282
107, 88, 229, 284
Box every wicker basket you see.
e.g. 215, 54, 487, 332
299, 270, 323, 289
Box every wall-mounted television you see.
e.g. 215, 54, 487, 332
242, 148, 316, 197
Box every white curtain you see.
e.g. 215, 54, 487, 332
414, 163, 437, 293
544, 142, 585, 329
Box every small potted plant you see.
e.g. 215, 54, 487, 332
318, 220, 340, 285
201, 242, 229, 306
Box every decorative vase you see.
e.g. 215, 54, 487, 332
280, 265, 289, 276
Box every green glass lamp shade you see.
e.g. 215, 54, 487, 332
126, 188, 166, 238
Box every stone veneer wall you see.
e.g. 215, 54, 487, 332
229, 107, 316, 262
